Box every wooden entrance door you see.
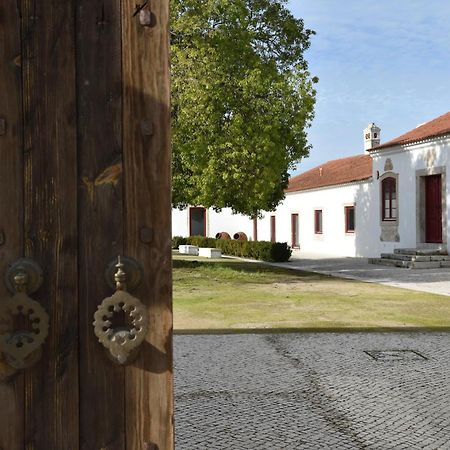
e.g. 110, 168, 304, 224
425, 174, 443, 243
0, 1, 173, 449
189, 207, 206, 236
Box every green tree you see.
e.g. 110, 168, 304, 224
171, 0, 317, 216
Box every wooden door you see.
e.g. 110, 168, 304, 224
291, 214, 299, 248
425, 174, 442, 243
189, 207, 206, 236
0, 1, 173, 449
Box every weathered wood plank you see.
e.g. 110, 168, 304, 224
76, 1, 126, 449
122, 0, 174, 448
0, 3, 24, 449
21, 0, 79, 448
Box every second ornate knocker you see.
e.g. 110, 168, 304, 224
93, 256, 148, 365
0, 259, 49, 370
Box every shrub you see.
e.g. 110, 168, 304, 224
175, 236, 291, 262
172, 236, 188, 249
187, 236, 217, 248
269, 242, 292, 262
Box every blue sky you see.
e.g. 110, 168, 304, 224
287, 0, 450, 174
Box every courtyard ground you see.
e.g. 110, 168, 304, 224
173, 253, 450, 331
173, 252, 450, 448
272, 249, 450, 297
174, 331, 450, 449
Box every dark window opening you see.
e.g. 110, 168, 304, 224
291, 214, 299, 248
345, 206, 355, 233
189, 207, 206, 236
382, 177, 397, 221
270, 216, 276, 243
314, 210, 322, 234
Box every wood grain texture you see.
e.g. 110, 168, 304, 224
122, 0, 174, 448
21, 0, 79, 448
77, 1, 126, 449
0, 2, 24, 449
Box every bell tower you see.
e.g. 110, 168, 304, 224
364, 123, 381, 151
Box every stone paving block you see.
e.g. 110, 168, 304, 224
174, 332, 450, 449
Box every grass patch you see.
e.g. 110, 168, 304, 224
173, 254, 450, 330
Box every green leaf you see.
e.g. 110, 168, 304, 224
171, 0, 317, 216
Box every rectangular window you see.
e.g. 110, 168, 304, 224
270, 215, 276, 242
382, 177, 397, 221
345, 206, 355, 233
314, 210, 322, 234
291, 213, 299, 248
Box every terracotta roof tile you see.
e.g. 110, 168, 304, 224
371, 111, 450, 151
287, 154, 372, 193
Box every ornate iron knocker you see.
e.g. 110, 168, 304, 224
0, 259, 49, 371
93, 256, 148, 365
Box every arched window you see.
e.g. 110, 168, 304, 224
382, 177, 397, 220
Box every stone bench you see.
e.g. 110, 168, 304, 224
198, 248, 222, 259
178, 245, 199, 256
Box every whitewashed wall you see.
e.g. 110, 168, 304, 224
208, 208, 254, 239
171, 135, 450, 258
172, 207, 254, 239
254, 181, 371, 257
172, 182, 373, 257
369, 135, 450, 255
172, 208, 189, 237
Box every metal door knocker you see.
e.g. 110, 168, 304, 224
93, 256, 148, 365
0, 259, 49, 370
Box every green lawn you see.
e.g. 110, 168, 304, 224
173, 254, 450, 331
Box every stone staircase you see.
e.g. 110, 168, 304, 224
369, 248, 450, 269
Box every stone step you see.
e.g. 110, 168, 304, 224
410, 261, 441, 269
380, 253, 414, 261
369, 257, 450, 269
394, 248, 448, 256
379, 253, 448, 262
430, 255, 450, 261
369, 258, 411, 268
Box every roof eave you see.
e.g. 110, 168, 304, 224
286, 176, 373, 194
368, 131, 450, 153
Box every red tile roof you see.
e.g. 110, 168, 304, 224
370, 111, 450, 151
287, 154, 372, 193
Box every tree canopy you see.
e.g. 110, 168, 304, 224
171, 0, 317, 216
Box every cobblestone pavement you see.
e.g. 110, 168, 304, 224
174, 332, 450, 449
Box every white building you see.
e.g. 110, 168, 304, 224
172, 111, 450, 258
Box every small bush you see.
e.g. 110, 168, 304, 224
172, 236, 188, 249
269, 242, 292, 262
175, 236, 291, 262
187, 236, 217, 248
